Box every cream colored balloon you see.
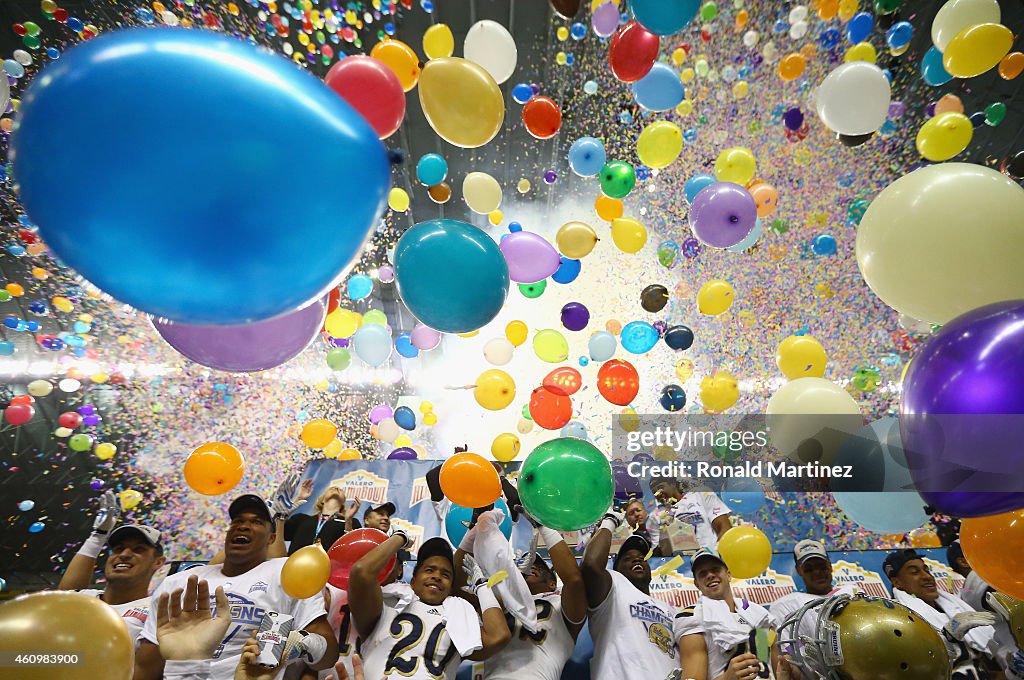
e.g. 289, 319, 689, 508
766, 377, 863, 463
483, 337, 515, 365
556, 221, 599, 258
27, 379, 53, 397
464, 20, 518, 85
855, 163, 1024, 324
516, 417, 534, 434
377, 417, 400, 443
931, 0, 1000, 51
462, 172, 502, 214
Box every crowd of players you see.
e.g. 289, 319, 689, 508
58, 472, 1024, 680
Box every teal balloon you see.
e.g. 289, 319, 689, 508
416, 153, 448, 186
921, 45, 952, 86
12, 28, 388, 325
352, 323, 392, 367
518, 438, 613, 531
631, 0, 700, 35
620, 321, 659, 354
393, 406, 416, 430
394, 219, 510, 333
347, 274, 374, 300
445, 499, 512, 546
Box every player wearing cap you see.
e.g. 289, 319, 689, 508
133, 493, 339, 680
349, 531, 511, 680
768, 540, 858, 635
582, 508, 680, 680
677, 547, 777, 680
59, 490, 166, 645
648, 478, 733, 555
361, 501, 397, 533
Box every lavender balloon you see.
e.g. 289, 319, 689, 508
499, 231, 561, 284
900, 300, 1024, 517
369, 404, 394, 425
592, 1, 619, 37
689, 182, 758, 249
154, 298, 325, 372
410, 324, 441, 350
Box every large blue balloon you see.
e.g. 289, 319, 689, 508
394, 219, 510, 333
630, 0, 700, 35
722, 477, 766, 515
632, 63, 685, 112
832, 490, 928, 534
568, 137, 607, 177
12, 28, 388, 325
445, 499, 513, 547
552, 257, 582, 284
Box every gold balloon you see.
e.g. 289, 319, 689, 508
556, 221, 599, 258
0, 592, 134, 680
418, 58, 505, 149
370, 39, 420, 91
942, 22, 1013, 79
281, 542, 331, 599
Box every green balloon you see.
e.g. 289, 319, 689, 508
985, 102, 1007, 127
699, 1, 718, 21
326, 347, 351, 371
362, 309, 388, 326
599, 161, 636, 199
518, 280, 547, 299
873, 0, 901, 13
69, 434, 93, 452
518, 438, 613, 531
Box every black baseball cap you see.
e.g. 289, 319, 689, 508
228, 494, 273, 523
613, 534, 652, 570
883, 549, 924, 580
109, 524, 163, 556
363, 502, 397, 519
415, 537, 454, 572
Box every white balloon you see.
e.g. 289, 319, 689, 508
814, 62, 891, 136
789, 20, 808, 40
483, 338, 515, 365
58, 378, 81, 393
931, 0, 1000, 52
377, 417, 400, 443
516, 417, 534, 434
766, 378, 863, 462
742, 30, 759, 47
27, 380, 53, 397
0, 76, 9, 117
54, 427, 73, 438
464, 20, 518, 85
762, 41, 778, 62
788, 5, 808, 23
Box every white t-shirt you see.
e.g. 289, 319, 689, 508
647, 492, 731, 550
676, 600, 776, 680
78, 589, 150, 644
485, 592, 575, 680
140, 558, 326, 680
588, 570, 679, 680
770, 586, 859, 639
360, 598, 462, 680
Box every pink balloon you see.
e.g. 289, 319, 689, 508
411, 324, 442, 350
324, 55, 406, 139
499, 232, 561, 283
592, 1, 619, 38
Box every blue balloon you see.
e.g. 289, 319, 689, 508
886, 21, 913, 50
846, 12, 873, 44
921, 45, 952, 86
568, 137, 607, 177
552, 257, 582, 284
352, 323, 392, 367
393, 406, 416, 430
833, 489, 928, 533
445, 499, 512, 547
511, 83, 533, 104
722, 477, 766, 515
12, 28, 388, 325
663, 325, 694, 351
630, 0, 700, 35
394, 219, 510, 333
632, 63, 685, 112
818, 27, 842, 49
28, 521, 45, 533
395, 333, 419, 358
659, 384, 687, 411
347, 274, 374, 300
620, 321, 659, 354
0, 341, 14, 356
560, 421, 589, 440
832, 418, 915, 494
416, 153, 448, 186
684, 174, 715, 202
588, 330, 617, 361
812, 234, 838, 256
727, 217, 763, 252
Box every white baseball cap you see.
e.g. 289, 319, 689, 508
793, 539, 829, 566
109, 524, 163, 555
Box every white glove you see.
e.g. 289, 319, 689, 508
93, 490, 120, 535
599, 509, 625, 534
944, 611, 996, 641
458, 524, 478, 553
269, 472, 301, 520
387, 525, 412, 549
462, 554, 487, 588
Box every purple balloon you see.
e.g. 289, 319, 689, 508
369, 404, 394, 425
498, 231, 561, 284
681, 237, 702, 259
560, 302, 590, 331
388, 447, 418, 460
613, 465, 643, 504
77, 404, 96, 416
410, 323, 441, 350
378, 265, 395, 283
592, 0, 619, 37
900, 300, 1024, 517
783, 108, 804, 131
154, 298, 326, 372
82, 414, 101, 426
689, 182, 758, 249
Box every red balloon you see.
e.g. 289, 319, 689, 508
608, 21, 660, 83
597, 359, 640, 406
4, 403, 35, 426
10, 395, 35, 406
522, 96, 562, 140
528, 386, 572, 430
58, 411, 83, 429
543, 367, 582, 396
327, 528, 397, 590
324, 55, 406, 139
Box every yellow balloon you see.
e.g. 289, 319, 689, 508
637, 121, 683, 169
370, 38, 420, 91
675, 358, 696, 382
423, 412, 438, 426
843, 41, 877, 63
533, 329, 569, 363
611, 217, 648, 254
120, 489, 143, 511
619, 407, 640, 432
94, 442, 117, 460
916, 112, 973, 162
556, 221, 599, 258
491, 432, 521, 462
394, 435, 412, 448
458, 329, 481, 338
837, 0, 858, 21
463, 172, 502, 214
418, 57, 505, 148
323, 439, 343, 459
422, 23, 454, 59
672, 47, 687, 65
697, 279, 735, 315
301, 419, 338, 449
776, 335, 828, 379
281, 542, 331, 599
676, 99, 694, 115
325, 309, 362, 338
488, 209, 504, 225
517, 178, 531, 193
591, 0, 619, 10
700, 372, 740, 412
714, 147, 756, 184
339, 448, 362, 460
718, 526, 772, 578
943, 23, 1013, 78
388, 187, 410, 212
931, 0, 1001, 52
474, 369, 516, 410
419, 401, 434, 414
505, 320, 529, 347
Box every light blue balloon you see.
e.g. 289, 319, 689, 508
722, 478, 765, 515
620, 321, 659, 354
352, 323, 392, 367
568, 137, 607, 177
347, 274, 373, 300
684, 174, 715, 202
416, 153, 448, 186
632, 63, 685, 112
726, 217, 763, 252
394, 219, 510, 333
588, 331, 617, 361
395, 333, 418, 358
921, 45, 952, 86
445, 499, 512, 546
832, 490, 928, 534
630, 0, 700, 35
12, 28, 389, 325
560, 421, 589, 440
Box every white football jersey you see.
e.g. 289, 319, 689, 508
78, 589, 149, 644
484, 592, 575, 680
319, 582, 416, 680
647, 492, 731, 551
360, 598, 461, 680
588, 570, 680, 680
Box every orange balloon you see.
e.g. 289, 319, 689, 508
999, 52, 1024, 80
934, 94, 964, 115
439, 452, 501, 508
734, 9, 748, 28
301, 419, 338, 449
778, 53, 806, 81
428, 182, 452, 204
528, 386, 573, 430
594, 194, 624, 222
816, 0, 839, 20
961, 509, 1024, 600
370, 39, 420, 91
748, 182, 779, 217
184, 442, 244, 496
339, 448, 362, 460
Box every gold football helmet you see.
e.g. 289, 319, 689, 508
777, 593, 951, 680
987, 592, 1024, 650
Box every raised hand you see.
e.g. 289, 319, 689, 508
93, 490, 121, 535
157, 574, 231, 661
